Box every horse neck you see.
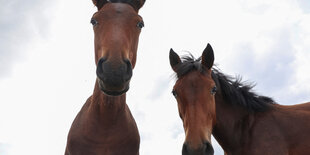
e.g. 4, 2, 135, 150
213, 93, 253, 152
89, 80, 127, 124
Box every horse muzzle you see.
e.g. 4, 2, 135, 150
96, 57, 132, 96
182, 142, 214, 155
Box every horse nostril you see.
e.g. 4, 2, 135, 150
98, 57, 107, 65
123, 59, 132, 82
182, 143, 189, 155
96, 57, 107, 80
204, 142, 214, 155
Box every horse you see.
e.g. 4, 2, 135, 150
65, 0, 145, 154
169, 44, 310, 155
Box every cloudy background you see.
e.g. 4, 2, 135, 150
0, 0, 310, 154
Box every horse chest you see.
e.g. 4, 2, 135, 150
66, 126, 139, 155
66, 104, 140, 155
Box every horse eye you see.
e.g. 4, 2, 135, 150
172, 90, 177, 97
90, 18, 98, 26
211, 86, 217, 95
137, 21, 144, 29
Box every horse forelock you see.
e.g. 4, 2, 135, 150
173, 54, 204, 79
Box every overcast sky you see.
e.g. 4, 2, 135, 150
0, 0, 310, 154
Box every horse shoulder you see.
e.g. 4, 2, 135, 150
239, 109, 288, 154
275, 103, 310, 153
65, 96, 93, 154
246, 104, 310, 154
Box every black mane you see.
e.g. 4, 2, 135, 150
174, 54, 276, 112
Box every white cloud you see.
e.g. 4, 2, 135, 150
0, 143, 10, 155
0, 0, 59, 78
296, 0, 310, 13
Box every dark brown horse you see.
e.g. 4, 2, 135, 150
65, 0, 145, 154
170, 44, 310, 155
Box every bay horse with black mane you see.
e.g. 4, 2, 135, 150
169, 44, 310, 155
65, 0, 145, 154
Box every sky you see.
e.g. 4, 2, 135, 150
0, 0, 310, 154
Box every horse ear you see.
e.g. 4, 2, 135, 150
139, 0, 146, 8
201, 43, 214, 70
169, 48, 181, 72
92, 0, 108, 10
130, 0, 145, 11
